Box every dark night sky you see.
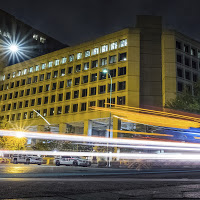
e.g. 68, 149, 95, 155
0, 0, 200, 46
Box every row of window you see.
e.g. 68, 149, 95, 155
176, 54, 199, 70
1, 67, 126, 90
177, 67, 198, 82
176, 40, 200, 58
1, 96, 126, 121
0, 81, 126, 103
3, 39, 127, 80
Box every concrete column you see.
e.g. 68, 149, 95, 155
84, 120, 92, 136
113, 117, 121, 138
113, 117, 121, 153
59, 123, 66, 133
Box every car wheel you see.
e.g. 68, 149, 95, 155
13, 159, 18, 164
73, 160, 78, 166
26, 159, 30, 165
56, 160, 60, 166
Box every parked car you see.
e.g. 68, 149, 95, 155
11, 154, 43, 165
54, 156, 91, 167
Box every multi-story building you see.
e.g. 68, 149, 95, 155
0, 15, 199, 139
0, 9, 66, 67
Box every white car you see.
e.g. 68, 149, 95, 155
55, 156, 91, 167
11, 154, 43, 165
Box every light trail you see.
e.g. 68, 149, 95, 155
92, 106, 200, 129
2, 129, 200, 149
108, 129, 173, 137
2, 150, 200, 160
75, 143, 200, 152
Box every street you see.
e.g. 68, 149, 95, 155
1, 164, 200, 199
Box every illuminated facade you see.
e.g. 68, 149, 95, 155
0, 15, 200, 138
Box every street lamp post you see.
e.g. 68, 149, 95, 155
103, 69, 112, 167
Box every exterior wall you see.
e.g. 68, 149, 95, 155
162, 31, 176, 106
136, 15, 163, 107
127, 28, 140, 107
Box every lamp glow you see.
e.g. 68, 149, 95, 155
9, 44, 19, 53
103, 69, 108, 73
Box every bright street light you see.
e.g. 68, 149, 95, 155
9, 44, 19, 53
103, 69, 108, 73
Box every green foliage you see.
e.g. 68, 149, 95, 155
33, 140, 93, 152
0, 137, 27, 150
166, 82, 200, 114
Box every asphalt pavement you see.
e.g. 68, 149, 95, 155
1, 164, 200, 199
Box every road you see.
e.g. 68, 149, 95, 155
1, 164, 200, 199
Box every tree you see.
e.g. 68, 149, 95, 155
33, 140, 93, 152
0, 119, 27, 150
166, 82, 200, 114
0, 137, 26, 150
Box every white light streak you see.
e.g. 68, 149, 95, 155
1, 150, 200, 160
2, 130, 200, 150
75, 143, 200, 152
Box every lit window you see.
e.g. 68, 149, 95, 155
57, 107, 62, 115
35, 65, 40, 71
50, 108, 54, 115
84, 62, 89, 70
69, 55, 74, 62
65, 105, 70, 113
33, 34, 38, 40
12, 72, 16, 78
55, 59, 60, 66
110, 42, 117, 50
92, 60, 98, 68
101, 44, 108, 53
62, 57, 67, 64
40, 37, 46, 43
23, 68, 27, 75
77, 52, 82, 60
48, 61, 53, 68
42, 63, 46, 70
17, 70, 21, 76
43, 109, 47, 117
109, 55, 116, 64
101, 58, 107, 66
67, 79, 72, 87
92, 47, 99, 55
85, 50, 90, 57
119, 39, 127, 48
117, 96, 125, 105
60, 69, 65, 76
75, 65, 81, 72
29, 67, 34, 73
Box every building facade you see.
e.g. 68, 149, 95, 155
0, 15, 199, 139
